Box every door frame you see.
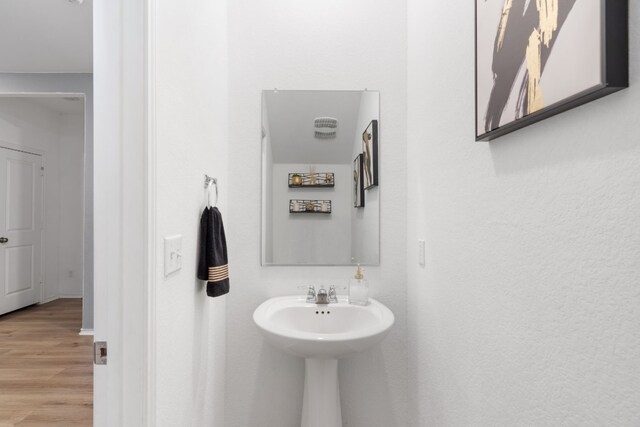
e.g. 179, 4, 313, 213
0, 142, 45, 306
94, 0, 153, 425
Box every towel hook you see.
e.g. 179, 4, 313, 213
204, 174, 218, 207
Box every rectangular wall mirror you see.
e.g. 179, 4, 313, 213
261, 90, 380, 266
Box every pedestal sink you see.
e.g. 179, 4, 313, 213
253, 296, 394, 427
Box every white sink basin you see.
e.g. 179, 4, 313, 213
253, 295, 394, 427
253, 295, 394, 358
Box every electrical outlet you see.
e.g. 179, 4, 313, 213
418, 239, 425, 266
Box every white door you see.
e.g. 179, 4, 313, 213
0, 147, 42, 316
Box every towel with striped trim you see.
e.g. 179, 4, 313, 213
197, 206, 230, 297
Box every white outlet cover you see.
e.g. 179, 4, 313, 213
164, 235, 183, 276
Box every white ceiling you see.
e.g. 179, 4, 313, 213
264, 91, 364, 165
0, 0, 93, 73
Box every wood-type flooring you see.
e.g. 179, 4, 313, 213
0, 299, 92, 426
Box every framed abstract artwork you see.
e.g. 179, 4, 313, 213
289, 200, 332, 214
476, 0, 628, 141
353, 154, 364, 208
362, 120, 378, 189
287, 172, 335, 188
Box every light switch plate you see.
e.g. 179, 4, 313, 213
418, 239, 425, 266
164, 235, 183, 276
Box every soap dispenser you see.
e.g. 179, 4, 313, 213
348, 264, 369, 306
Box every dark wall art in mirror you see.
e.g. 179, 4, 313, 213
475, 0, 628, 141
289, 200, 332, 214
288, 172, 335, 188
362, 120, 378, 188
353, 154, 364, 208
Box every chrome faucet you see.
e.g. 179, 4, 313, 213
316, 287, 329, 304
302, 285, 338, 304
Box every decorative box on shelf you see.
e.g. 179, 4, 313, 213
288, 173, 335, 188
289, 200, 332, 214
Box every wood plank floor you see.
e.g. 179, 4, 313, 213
0, 299, 93, 426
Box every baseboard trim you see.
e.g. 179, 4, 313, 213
40, 296, 59, 304
59, 295, 83, 299
79, 328, 94, 336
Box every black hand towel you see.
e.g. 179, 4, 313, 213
197, 206, 230, 297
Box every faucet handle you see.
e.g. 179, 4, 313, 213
328, 285, 338, 303
302, 285, 316, 302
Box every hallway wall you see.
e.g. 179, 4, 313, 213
407, 1, 640, 425
226, 1, 408, 426
57, 113, 85, 298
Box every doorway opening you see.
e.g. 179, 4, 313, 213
0, 94, 93, 425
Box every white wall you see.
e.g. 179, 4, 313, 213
227, 0, 408, 426
58, 113, 85, 297
0, 99, 84, 301
153, 0, 228, 425
271, 163, 351, 265
407, 1, 640, 426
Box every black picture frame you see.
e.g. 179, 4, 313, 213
353, 154, 364, 208
475, 0, 628, 142
362, 120, 378, 189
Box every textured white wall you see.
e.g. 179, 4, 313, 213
226, 0, 407, 426
407, 1, 640, 426
153, 0, 228, 425
0, 99, 84, 301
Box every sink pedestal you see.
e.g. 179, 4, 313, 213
301, 358, 342, 427
254, 296, 395, 426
